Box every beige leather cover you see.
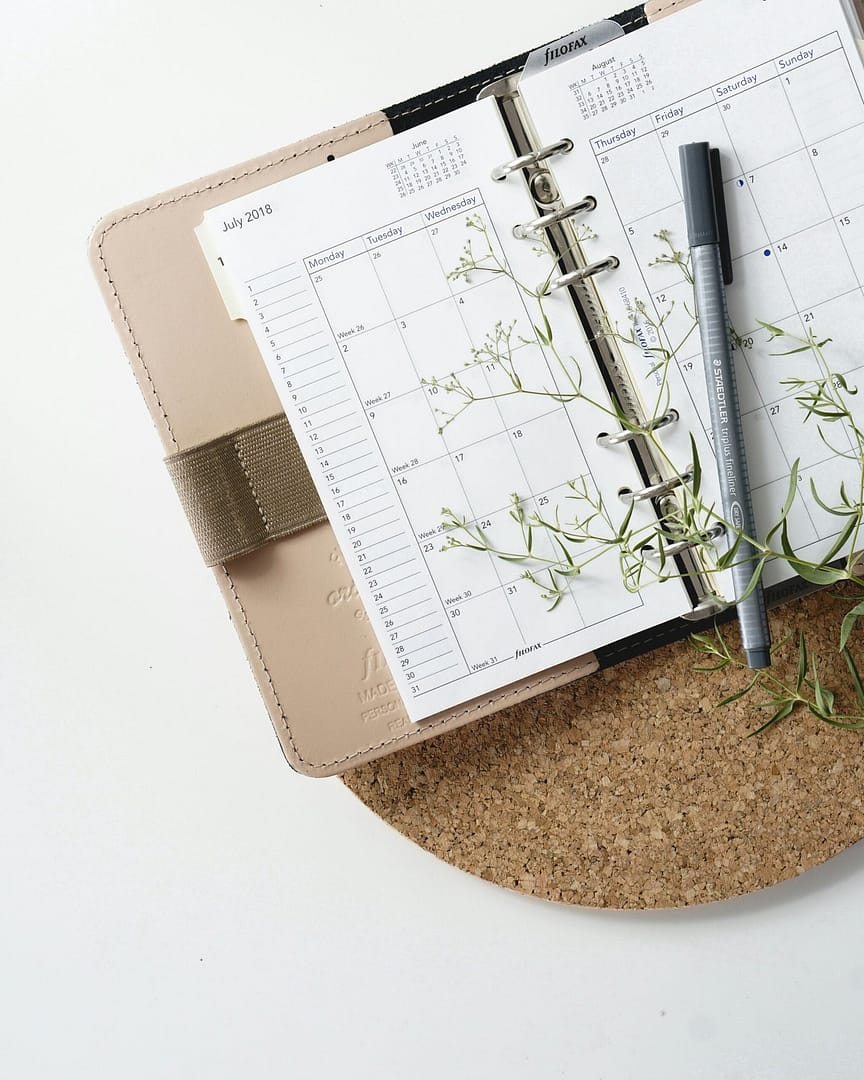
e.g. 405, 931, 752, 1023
90, 113, 597, 777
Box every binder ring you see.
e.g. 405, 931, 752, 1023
618, 471, 692, 504
685, 594, 730, 621
541, 256, 619, 295
652, 523, 726, 557
513, 196, 597, 239
491, 138, 573, 181
596, 410, 679, 447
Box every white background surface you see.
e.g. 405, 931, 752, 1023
3, 1, 864, 1077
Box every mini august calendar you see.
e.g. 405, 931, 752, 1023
200, 0, 864, 721
569, 53, 654, 120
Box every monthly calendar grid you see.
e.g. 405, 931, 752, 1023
713, 48, 861, 544
420, 219, 611, 634
261, 189, 646, 707
590, 30, 864, 554
314, 277, 470, 691
361, 212, 535, 645
247, 260, 470, 705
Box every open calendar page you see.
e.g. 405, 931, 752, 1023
521, 0, 864, 593
199, 98, 690, 722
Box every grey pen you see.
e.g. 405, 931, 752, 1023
679, 142, 771, 669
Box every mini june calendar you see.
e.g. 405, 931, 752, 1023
385, 136, 467, 198
200, 0, 864, 721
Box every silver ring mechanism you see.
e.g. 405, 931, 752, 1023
683, 594, 730, 621
618, 470, 693, 504
513, 196, 597, 239
650, 523, 726, 557
541, 256, 619, 294
491, 138, 573, 181
596, 410, 679, 448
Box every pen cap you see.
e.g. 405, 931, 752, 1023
679, 142, 719, 248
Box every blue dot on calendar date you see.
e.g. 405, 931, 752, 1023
737, 178, 745, 187
764, 248, 772, 257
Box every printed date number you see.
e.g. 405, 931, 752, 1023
246, 204, 273, 222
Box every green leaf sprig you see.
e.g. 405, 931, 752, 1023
430, 217, 864, 731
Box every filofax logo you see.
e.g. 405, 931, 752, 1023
520, 21, 625, 80
542, 34, 590, 68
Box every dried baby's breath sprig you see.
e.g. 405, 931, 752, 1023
432, 220, 864, 730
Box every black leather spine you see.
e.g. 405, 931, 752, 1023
384, 5, 649, 132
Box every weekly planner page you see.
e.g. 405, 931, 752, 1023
199, 98, 690, 722
521, 0, 864, 589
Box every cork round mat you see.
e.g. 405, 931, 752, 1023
342, 591, 864, 908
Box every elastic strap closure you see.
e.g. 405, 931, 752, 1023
165, 414, 325, 566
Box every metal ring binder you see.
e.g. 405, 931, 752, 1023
619, 472, 692, 504
478, 79, 729, 619
513, 196, 597, 239
685, 594, 730, 621
542, 256, 619, 294
596, 409, 679, 447
651, 524, 726, 558
490, 137, 573, 181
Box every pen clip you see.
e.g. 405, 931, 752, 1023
709, 148, 734, 287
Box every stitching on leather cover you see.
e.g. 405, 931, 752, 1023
600, 624, 687, 662
94, 118, 388, 448
645, 0, 686, 17
94, 247, 179, 448
387, 9, 646, 121
220, 565, 306, 761
234, 438, 271, 534
222, 562, 597, 769
389, 65, 526, 119
94, 118, 388, 234
323, 661, 597, 768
